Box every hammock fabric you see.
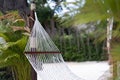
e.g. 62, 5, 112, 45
24, 12, 84, 80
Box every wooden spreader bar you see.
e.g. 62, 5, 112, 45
24, 51, 61, 54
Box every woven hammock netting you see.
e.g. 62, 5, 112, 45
24, 12, 84, 80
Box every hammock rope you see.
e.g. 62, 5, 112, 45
24, 12, 84, 80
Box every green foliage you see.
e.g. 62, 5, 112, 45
0, 34, 31, 80
36, 5, 54, 23
36, 0, 65, 23
54, 31, 107, 61
62, 0, 120, 28
111, 43, 120, 61
0, 37, 30, 80
0, 18, 31, 80
71, 0, 120, 25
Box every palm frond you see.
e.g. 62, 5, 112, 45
0, 50, 19, 68
73, 13, 108, 25
111, 43, 120, 60
15, 36, 28, 52
0, 33, 9, 41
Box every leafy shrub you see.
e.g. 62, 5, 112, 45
53, 33, 107, 61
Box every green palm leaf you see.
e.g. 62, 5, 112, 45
0, 13, 31, 80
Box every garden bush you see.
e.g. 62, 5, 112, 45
53, 33, 108, 62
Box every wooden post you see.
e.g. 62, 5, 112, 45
29, 1, 37, 80
29, 10, 35, 30
107, 18, 114, 78
107, 18, 113, 65
29, 1, 35, 30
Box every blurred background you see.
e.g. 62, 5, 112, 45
0, 0, 120, 80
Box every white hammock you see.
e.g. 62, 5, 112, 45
24, 12, 84, 80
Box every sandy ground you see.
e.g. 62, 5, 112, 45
67, 61, 110, 80
37, 61, 110, 80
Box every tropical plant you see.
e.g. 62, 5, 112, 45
0, 12, 31, 80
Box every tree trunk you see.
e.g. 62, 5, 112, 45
50, 18, 56, 37
44, 21, 51, 34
